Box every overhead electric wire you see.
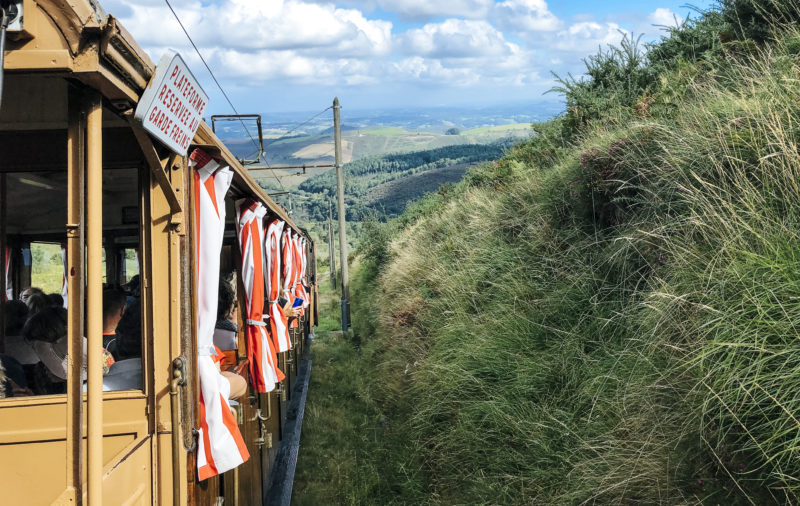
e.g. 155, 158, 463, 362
163, 0, 285, 190
262, 106, 332, 149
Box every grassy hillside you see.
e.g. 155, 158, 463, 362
294, 142, 512, 222
228, 124, 530, 186
297, 1, 800, 504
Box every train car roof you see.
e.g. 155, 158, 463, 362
3, 0, 302, 235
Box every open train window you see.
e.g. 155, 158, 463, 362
1, 163, 145, 397
29, 242, 65, 296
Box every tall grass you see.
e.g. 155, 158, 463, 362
338, 27, 800, 504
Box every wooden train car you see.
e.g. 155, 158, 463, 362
0, 1, 318, 503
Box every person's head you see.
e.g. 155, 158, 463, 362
218, 272, 236, 321
47, 293, 64, 308
25, 293, 50, 315
116, 298, 141, 359
124, 275, 140, 298
22, 306, 67, 344
20, 287, 44, 304
103, 288, 127, 330
3, 300, 29, 336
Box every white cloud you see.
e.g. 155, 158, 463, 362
101, 0, 692, 106
401, 19, 514, 58
377, 0, 493, 20
648, 8, 683, 28
493, 0, 562, 32
119, 0, 391, 55
552, 21, 625, 53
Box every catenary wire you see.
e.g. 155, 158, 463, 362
163, 0, 285, 190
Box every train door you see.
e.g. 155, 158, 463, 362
0, 80, 156, 504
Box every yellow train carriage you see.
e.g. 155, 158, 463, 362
0, 1, 317, 503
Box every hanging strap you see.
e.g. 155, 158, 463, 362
246, 319, 267, 327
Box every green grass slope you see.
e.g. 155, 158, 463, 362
325, 3, 800, 504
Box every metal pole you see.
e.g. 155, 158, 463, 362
327, 200, 336, 289
333, 97, 350, 330
86, 90, 104, 506
66, 84, 86, 503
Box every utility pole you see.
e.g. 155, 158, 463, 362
328, 199, 337, 289
333, 97, 350, 330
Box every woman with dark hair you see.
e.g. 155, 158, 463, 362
113, 298, 141, 361
21, 307, 73, 393
22, 307, 114, 394
25, 292, 50, 315
47, 293, 64, 308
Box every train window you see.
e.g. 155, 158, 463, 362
29, 242, 65, 296
120, 249, 139, 284
2, 170, 70, 397
100, 166, 143, 392
1, 164, 145, 397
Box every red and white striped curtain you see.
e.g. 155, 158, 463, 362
295, 236, 310, 310
292, 234, 308, 315
235, 199, 279, 393
266, 219, 291, 353
191, 148, 249, 480
4, 247, 11, 301
282, 229, 300, 330
281, 228, 294, 302
59, 244, 68, 308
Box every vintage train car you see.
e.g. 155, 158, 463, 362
0, 0, 317, 503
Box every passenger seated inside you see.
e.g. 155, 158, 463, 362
213, 272, 238, 351
102, 288, 126, 349
47, 293, 64, 308
213, 273, 246, 401
0, 354, 33, 397
19, 286, 43, 304
3, 300, 37, 366
25, 292, 50, 315
112, 298, 141, 361
22, 307, 114, 395
100, 290, 142, 391
22, 307, 75, 394
123, 274, 140, 308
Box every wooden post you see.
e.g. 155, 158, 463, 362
333, 97, 350, 330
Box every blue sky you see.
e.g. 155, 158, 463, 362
104, 0, 717, 115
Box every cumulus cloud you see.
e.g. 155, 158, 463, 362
377, 0, 493, 20
102, 0, 691, 103
118, 0, 391, 55
302, 0, 494, 20
552, 21, 625, 53
493, 0, 562, 32
401, 19, 515, 58
648, 7, 683, 28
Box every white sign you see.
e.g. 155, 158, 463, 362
134, 51, 209, 156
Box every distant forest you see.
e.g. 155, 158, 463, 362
296, 141, 512, 221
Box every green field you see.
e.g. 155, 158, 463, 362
28, 243, 138, 294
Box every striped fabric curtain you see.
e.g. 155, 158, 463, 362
4, 247, 11, 301
191, 148, 249, 480
292, 235, 307, 315
266, 219, 291, 354
60, 244, 68, 308
294, 236, 310, 310
235, 199, 279, 393
281, 228, 299, 330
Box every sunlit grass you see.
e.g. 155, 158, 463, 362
306, 27, 800, 504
